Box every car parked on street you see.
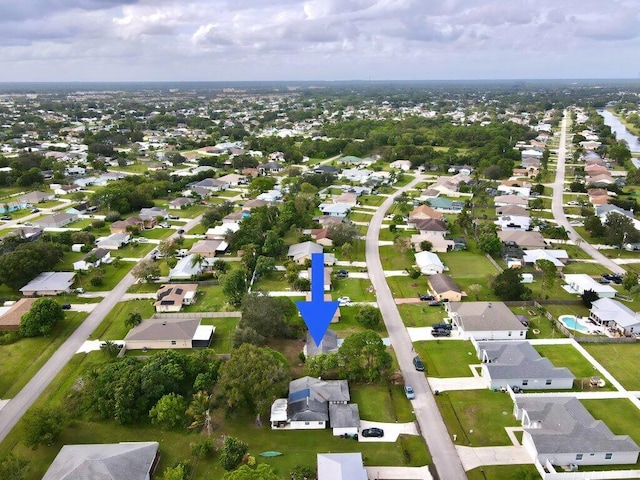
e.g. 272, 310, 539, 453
413, 355, 425, 372
404, 385, 415, 400
361, 427, 384, 438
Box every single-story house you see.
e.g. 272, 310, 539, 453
20, 271, 76, 296
218, 173, 247, 186
332, 192, 358, 207
124, 317, 214, 349
42, 442, 160, 480
168, 197, 193, 209
495, 205, 530, 218
497, 184, 531, 198
7, 226, 43, 242
495, 215, 531, 231
522, 249, 568, 270
476, 341, 575, 391
258, 161, 284, 175
447, 301, 528, 341
53, 184, 81, 195
139, 207, 169, 221
596, 204, 640, 231
256, 189, 283, 202
36, 212, 78, 228
97, 233, 131, 250
241, 199, 268, 211
588, 188, 610, 206
111, 216, 147, 234
0, 298, 37, 331
205, 222, 240, 240
19, 191, 55, 204
412, 218, 448, 236
302, 267, 332, 291
222, 210, 249, 224
305, 329, 339, 357
411, 234, 454, 253
154, 284, 198, 312
287, 241, 335, 265
317, 216, 345, 228
563, 274, 616, 299
389, 159, 412, 171
427, 274, 462, 302
409, 204, 444, 222
189, 239, 228, 258
415, 251, 445, 275
310, 228, 334, 247
169, 254, 208, 280
73, 248, 111, 271
498, 231, 547, 249
586, 173, 615, 186
589, 297, 640, 335
339, 169, 373, 184
428, 173, 471, 196
514, 396, 640, 467
188, 177, 229, 192
317, 453, 367, 480
319, 203, 352, 218
494, 195, 529, 208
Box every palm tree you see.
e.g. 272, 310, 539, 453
190, 254, 205, 273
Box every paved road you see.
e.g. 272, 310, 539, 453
0, 214, 204, 443
365, 176, 468, 480
551, 111, 626, 275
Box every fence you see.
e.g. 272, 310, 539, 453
536, 459, 640, 480
151, 312, 241, 320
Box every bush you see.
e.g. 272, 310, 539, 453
219, 436, 248, 471
0, 331, 21, 345
90, 275, 104, 287
291, 464, 316, 480
190, 438, 214, 458
105, 212, 122, 222
355, 306, 382, 328
92, 219, 106, 229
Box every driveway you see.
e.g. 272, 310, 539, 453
358, 420, 419, 443
456, 445, 532, 471
407, 327, 462, 341
428, 377, 486, 393
69, 304, 98, 312
365, 466, 433, 479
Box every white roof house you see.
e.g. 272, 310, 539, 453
497, 184, 531, 198
169, 254, 209, 280
414, 251, 445, 275
205, 222, 240, 240
522, 249, 568, 269
495, 215, 531, 231
563, 274, 616, 298
287, 241, 335, 265
590, 298, 640, 335
317, 453, 367, 480
256, 189, 283, 202
448, 301, 528, 341
339, 169, 372, 184
97, 233, 131, 250
319, 203, 352, 218
20, 272, 76, 296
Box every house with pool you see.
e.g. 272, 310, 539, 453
589, 298, 640, 336
475, 341, 575, 391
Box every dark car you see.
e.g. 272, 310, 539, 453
177, 229, 185, 234
432, 328, 451, 337
413, 355, 425, 372
0, 215, 11, 220
336, 269, 349, 278
432, 322, 452, 331
61, 304, 72, 310
419, 294, 434, 301
361, 428, 384, 438
428, 301, 442, 307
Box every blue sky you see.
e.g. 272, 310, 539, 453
1, 0, 639, 81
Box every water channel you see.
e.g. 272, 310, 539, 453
598, 109, 640, 152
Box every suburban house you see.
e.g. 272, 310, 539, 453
412, 218, 448, 236
241, 199, 268, 211
287, 242, 335, 265
495, 215, 531, 231
36, 212, 78, 228
411, 234, 454, 253
270, 377, 360, 436
318, 216, 345, 228
20, 272, 76, 296
19, 190, 55, 204
587, 188, 610, 206
206, 222, 240, 240
596, 204, 640, 231
42, 442, 160, 480
589, 298, 640, 335
586, 173, 614, 186
169, 254, 209, 280
52, 184, 81, 195
303, 267, 332, 291
189, 239, 228, 258
168, 197, 194, 209
495, 205, 530, 218
258, 161, 284, 175
447, 301, 528, 341
188, 177, 229, 192
563, 274, 616, 299
497, 183, 531, 198
154, 284, 198, 312
498, 231, 547, 249
256, 189, 283, 202
305, 329, 339, 357
408, 204, 444, 223
494, 195, 529, 208
97, 233, 131, 250
428, 173, 471, 196
389, 159, 412, 171
124, 317, 214, 349
317, 453, 367, 480
427, 273, 462, 302
415, 251, 445, 275
72, 248, 111, 271
522, 249, 568, 270
139, 207, 169, 221
332, 192, 359, 206
475, 341, 575, 390
340, 169, 372, 184
319, 203, 352, 218
110, 216, 147, 233
218, 173, 247, 186
310, 228, 334, 247
0, 298, 37, 331
8, 226, 43, 242
514, 396, 640, 467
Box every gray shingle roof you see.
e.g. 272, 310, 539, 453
449, 302, 526, 332
329, 403, 360, 429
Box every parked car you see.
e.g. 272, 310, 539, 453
177, 229, 185, 234
337, 296, 352, 306
61, 303, 71, 310
159, 222, 170, 228
601, 273, 622, 284
404, 385, 415, 400
0, 215, 11, 220
432, 328, 451, 337
168, 214, 179, 220
432, 322, 452, 331
413, 355, 425, 372
419, 294, 434, 301
30, 208, 40, 213
361, 428, 384, 438
428, 301, 443, 307
336, 269, 349, 278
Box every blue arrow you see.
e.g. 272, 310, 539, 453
296, 252, 339, 347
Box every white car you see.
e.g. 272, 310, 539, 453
567, 201, 580, 206
337, 296, 352, 306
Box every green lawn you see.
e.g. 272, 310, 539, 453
115, 242, 156, 257
386, 276, 425, 298
442, 251, 500, 277
197, 317, 239, 354
534, 344, 614, 390
0, 312, 87, 398
331, 305, 388, 337
583, 344, 640, 390
331, 238, 366, 262
467, 465, 540, 480
183, 285, 228, 313
379, 245, 414, 270
562, 262, 616, 276
379, 226, 414, 242
74, 262, 134, 292
436, 389, 520, 447
56, 251, 86, 271
414, 340, 477, 377
358, 195, 385, 206
331, 278, 376, 302
350, 384, 415, 423
251, 272, 290, 293
581, 398, 640, 446
397, 304, 446, 327
90, 299, 155, 341
139, 228, 174, 240
348, 211, 374, 223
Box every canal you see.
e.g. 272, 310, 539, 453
598, 109, 640, 152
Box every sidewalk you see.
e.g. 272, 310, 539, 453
365, 466, 432, 480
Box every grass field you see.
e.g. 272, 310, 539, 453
436, 389, 520, 447
397, 304, 446, 327
74, 262, 134, 292
0, 311, 87, 398
467, 465, 540, 480
183, 285, 227, 313
414, 340, 477, 377
330, 305, 388, 337
89, 299, 155, 341
351, 383, 415, 423
443, 251, 500, 277
386, 276, 425, 298
379, 245, 415, 270
332, 277, 377, 302
583, 343, 640, 390
139, 228, 174, 240
534, 344, 615, 390
115, 242, 156, 257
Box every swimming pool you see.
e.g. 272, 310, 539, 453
558, 315, 589, 333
